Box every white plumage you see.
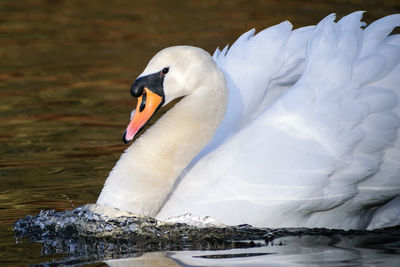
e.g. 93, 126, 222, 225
98, 12, 400, 230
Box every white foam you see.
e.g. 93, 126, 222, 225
163, 213, 226, 228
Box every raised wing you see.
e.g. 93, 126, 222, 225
198, 19, 314, 159
159, 12, 400, 229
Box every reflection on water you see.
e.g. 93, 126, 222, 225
1, 0, 400, 265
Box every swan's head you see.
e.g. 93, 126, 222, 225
123, 46, 219, 144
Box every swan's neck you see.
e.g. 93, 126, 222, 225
97, 73, 227, 216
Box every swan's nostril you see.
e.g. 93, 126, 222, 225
139, 91, 147, 112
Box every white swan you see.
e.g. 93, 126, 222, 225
97, 12, 400, 230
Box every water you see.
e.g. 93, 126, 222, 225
1, 0, 400, 265
13, 204, 400, 266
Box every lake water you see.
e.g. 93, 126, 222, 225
1, 0, 400, 265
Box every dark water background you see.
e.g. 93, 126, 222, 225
1, 0, 400, 265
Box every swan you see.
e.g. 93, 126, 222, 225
97, 12, 400, 230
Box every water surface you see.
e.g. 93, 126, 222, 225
13, 204, 400, 266
1, 0, 400, 265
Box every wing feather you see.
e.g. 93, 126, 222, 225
160, 13, 400, 229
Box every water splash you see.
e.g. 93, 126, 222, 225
13, 204, 271, 262
14, 204, 400, 265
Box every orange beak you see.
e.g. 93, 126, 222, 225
123, 87, 164, 143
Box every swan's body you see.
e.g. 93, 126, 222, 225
98, 12, 400, 230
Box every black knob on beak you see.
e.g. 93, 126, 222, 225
129, 72, 165, 98
130, 79, 144, 97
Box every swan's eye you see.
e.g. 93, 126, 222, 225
162, 67, 169, 75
